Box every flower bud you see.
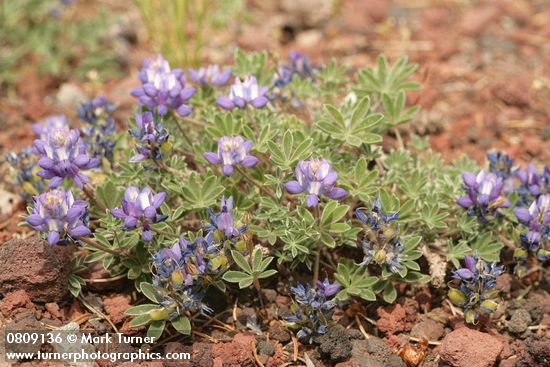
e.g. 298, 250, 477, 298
171, 269, 185, 286
149, 309, 171, 321
448, 288, 466, 306
465, 309, 477, 324
513, 247, 528, 260
480, 299, 498, 313
374, 249, 387, 264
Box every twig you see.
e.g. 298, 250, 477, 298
408, 336, 441, 346
83, 273, 127, 283
355, 315, 370, 339
251, 339, 265, 367
193, 330, 218, 343
82, 184, 106, 212
78, 295, 118, 333
77, 236, 125, 257
291, 335, 299, 363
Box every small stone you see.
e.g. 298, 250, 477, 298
45, 303, 61, 319
316, 325, 353, 363
269, 321, 291, 343
376, 304, 407, 335
103, 294, 131, 324
212, 333, 255, 367
506, 309, 531, 334
267, 343, 286, 367
0, 239, 73, 303
261, 289, 277, 303
439, 327, 504, 367
411, 319, 445, 341
56, 83, 87, 109
518, 336, 550, 367
336, 337, 406, 367
0, 290, 35, 318
192, 342, 213, 367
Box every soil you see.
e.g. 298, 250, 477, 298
1, 0, 549, 366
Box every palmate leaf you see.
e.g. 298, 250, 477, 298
335, 259, 377, 302
179, 173, 225, 210
267, 130, 313, 169
317, 97, 383, 147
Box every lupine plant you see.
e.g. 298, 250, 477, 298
8, 49, 549, 341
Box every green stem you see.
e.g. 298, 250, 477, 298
312, 205, 321, 286
77, 236, 125, 257
83, 184, 106, 212
235, 165, 277, 201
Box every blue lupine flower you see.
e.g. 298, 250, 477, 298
6, 148, 45, 198
203, 136, 259, 176
273, 52, 316, 88
284, 279, 339, 344
216, 76, 269, 110
34, 127, 100, 189
78, 96, 117, 162
129, 111, 170, 162
188, 65, 231, 87
284, 158, 347, 207
205, 196, 247, 240
131, 54, 195, 117
32, 115, 69, 140
515, 163, 550, 206
110, 186, 167, 242
457, 170, 511, 223
356, 198, 406, 274
513, 194, 550, 275
487, 152, 514, 194
27, 189, 90, 245
448, 255, 504, 324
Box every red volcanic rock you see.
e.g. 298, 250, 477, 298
439, 327, 504, 367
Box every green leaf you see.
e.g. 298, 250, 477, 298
140, 282, 162, 303
252, 248, 263, 272
230, 250, 252, 274
238, 277, 254, 289
258, 269, 277, 279
129, 314, 151, 328
320, 201, 350, 226
147, 321, 165, 340
171, 316, 191, 335
382, 282, 397, 303
222, 271, 251, 283
125, 304, 160, 316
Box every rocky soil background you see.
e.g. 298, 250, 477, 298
0, 0, 549, 366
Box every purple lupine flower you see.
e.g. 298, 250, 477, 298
316, 278, 341, 298
448, 255, 503, 323
32, 115, 69, 139
27, 189, 90, 245
110, 186, 168, 242
203, 136, 259, 176
188, 65, 231, 87
487, 152, 514, 194
205, 195, 247, 239
131, 54, 195, 117
129, 111, 170, 162
34, 127, 100, 189
456, 170, 511, 223
284, 159, 347, 207
513, 194, 550, 274
516, 163, 542, 197
216, 76, 269, 110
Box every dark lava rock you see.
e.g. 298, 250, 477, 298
315, 325, 353, 363
335, 336, 406, 367
0, 239, 72, 303
506, 309, 531, 334
517, 336, 550, 367
508, 295, 544, 324
257, 339, 275, 357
